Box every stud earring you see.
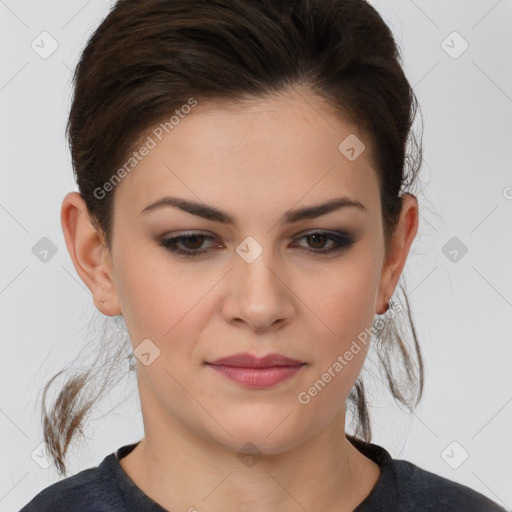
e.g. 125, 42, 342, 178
385, 299, 396, 313
377, 299, 393, 316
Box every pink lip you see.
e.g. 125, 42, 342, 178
206, 352, 306, 388
208, 352, 304, 368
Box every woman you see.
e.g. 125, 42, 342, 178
19, 0, 506, 510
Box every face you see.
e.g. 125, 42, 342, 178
85, 87, 410, 455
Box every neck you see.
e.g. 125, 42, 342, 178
120, 399, 380, 512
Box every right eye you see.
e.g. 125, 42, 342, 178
159, 232, 221, 258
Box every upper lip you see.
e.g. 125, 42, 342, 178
207, 352, 305, 368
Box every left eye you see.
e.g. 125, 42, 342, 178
159, 230, 355, 258
292, 231, 355, 253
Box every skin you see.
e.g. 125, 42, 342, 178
61, 86, 418, 512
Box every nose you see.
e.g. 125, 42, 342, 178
221, 246, 296, 333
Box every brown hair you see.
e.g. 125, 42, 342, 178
43, 0, 424, 475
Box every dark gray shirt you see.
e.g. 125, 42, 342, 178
19, 437, 508, 511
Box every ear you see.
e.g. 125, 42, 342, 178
376, 193, 419, 314
61, 191, 122, 316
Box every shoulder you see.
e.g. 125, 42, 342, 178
18, 453, 124, 512
390, 458, 507, 511
18, 466, 99, 511
347, 436, 507, 512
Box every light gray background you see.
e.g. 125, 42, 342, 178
1, 0, 512, 510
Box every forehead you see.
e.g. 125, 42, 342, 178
113, 88, 380, 222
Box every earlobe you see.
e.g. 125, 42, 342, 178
376, 193, 419, 315
60, 191, 122, 316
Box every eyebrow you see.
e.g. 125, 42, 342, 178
139, 195, 367, 224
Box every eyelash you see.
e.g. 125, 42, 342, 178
158, 230, 355, 258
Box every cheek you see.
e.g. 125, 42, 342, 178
300, 255, 379, 392
113, 242, 217, 351
112, 241, 178, 339
294, 269, 377, 414
306, 256, 379, 342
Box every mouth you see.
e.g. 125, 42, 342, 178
205, 352, 306, 388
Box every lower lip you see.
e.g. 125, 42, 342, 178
207, 364, 305, 388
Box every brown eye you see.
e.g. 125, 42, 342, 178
293, 231, 355, 255
306, 233, 329, 249
159, 232, 218, 257
179, 235, 206, 250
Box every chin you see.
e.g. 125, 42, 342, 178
208, 409, 309, 456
